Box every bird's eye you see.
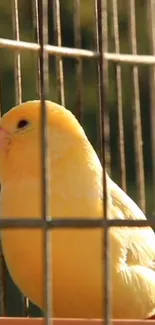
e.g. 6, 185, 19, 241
17, 119, 29, 130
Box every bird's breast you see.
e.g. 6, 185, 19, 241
0, 178, 104, 318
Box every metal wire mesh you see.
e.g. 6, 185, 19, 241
0, 0, 155, 324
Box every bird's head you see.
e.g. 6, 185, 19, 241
0, 101, 102, 208
0, 100, 91, 180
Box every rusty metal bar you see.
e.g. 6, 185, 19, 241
111, 0, 126, 192
147, 0, 155, 215
11, 0, 29, 315
52, 0, 65, 106
96, 0, 111, 325
128, 0, 146, 212
32, 0, 41, 98
73, 0, 83, 123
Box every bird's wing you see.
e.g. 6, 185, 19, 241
108, 176, 155, 269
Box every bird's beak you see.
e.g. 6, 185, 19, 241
0, 127, 9, 149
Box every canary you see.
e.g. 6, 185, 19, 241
0, 100, 155, 319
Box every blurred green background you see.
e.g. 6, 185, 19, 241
0, 0, 154, 318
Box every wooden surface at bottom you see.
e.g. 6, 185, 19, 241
0, 318, 155, 325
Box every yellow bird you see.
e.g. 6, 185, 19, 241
0, 100, 155, 319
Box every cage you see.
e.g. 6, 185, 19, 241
0, 0, 155, 324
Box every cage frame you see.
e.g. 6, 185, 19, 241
1, 0, 155, 324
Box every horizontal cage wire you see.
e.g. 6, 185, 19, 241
0, 0, 155, 324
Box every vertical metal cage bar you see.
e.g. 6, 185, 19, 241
128, 0, 146, 212
12, 0, 22, 105
11, 0, 30, 315
96, 1, 111, 324
95, 0, 111, 172
98, 0, 111, 176
52, 0, 65, 106
0, 74, 6, 316
147, 0, 155, 215
32, 0, 41, 98
111, 0, 127, 192
0, 242, 6, 316
73, 0, 83, 124
94, 0, 100, 157
38, 0, 52, 324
